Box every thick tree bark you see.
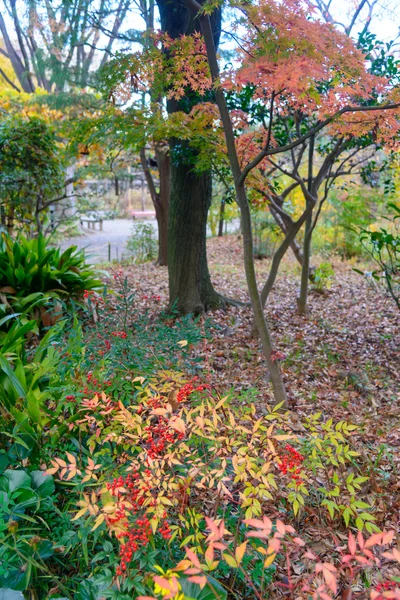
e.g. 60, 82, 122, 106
156, 0, 222, 313
7, 205, 14, 236
155, 147, 170, 266
168, 146, 221, 313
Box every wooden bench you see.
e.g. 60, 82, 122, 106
80, 216, 103, 231
131, 210, 155, 220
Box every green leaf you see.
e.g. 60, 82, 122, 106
30, 470, 55, 498
0, 469, 31, 493
0, 356, 26, 398
180, 576, 227, 600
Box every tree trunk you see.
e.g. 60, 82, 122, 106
168, 148, 221, 313
155, 147, 170, 266
7, 205, 14, 236
218, 199, 225, 237
140, 146, 170, 266
297, 209, 313, 315
269, 206, 304, 265
182, 3, 287, 406
297, 135, 315, 315
156, 0, 222, 313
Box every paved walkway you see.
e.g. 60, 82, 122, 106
60, 217, 241, 263
60, 219, 151, 263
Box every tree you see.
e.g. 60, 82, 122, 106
156, 0, 223, 313
173, 0, 400, 405
0, 114, 64, 235
0, 0, 132, 92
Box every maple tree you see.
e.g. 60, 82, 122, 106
159, 0, 400, 404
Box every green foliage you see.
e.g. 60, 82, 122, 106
0, 233, 101, 325
356, 202, 400, 310
0, 115, 64, 235
0, 468, 56, 592
312, 262, 335, 292
314, 188, 378, 259
126, 222, 157, 263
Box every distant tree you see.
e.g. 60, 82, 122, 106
0, 114, 65, 235
0, 0, 133, 92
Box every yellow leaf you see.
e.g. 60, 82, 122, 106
72, 507, 88, 521
264, 552, 276, 568
235, 541, 247, 564
223, 553, 238, 568
160, 496, 174, 506
150, 518, 159, 534
177, 340, 188, 347
66, 452, 76, 465
91, 514, 105, 531
170, 417, 186, 434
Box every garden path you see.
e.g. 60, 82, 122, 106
60, 218, 150, 263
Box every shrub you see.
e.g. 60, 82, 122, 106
126, 222, 157, 263
0, 233, 101, 326
0, 114, 64, 236
356, 203, 400, 310
312, 262, 335, 292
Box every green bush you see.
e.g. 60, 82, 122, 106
312, 262, 335, 292
314, 188, 383, 259
356, 203, 400, 310
0, 114, 64, 236
126, 222, 157, 263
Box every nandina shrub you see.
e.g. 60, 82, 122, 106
40, 360, 388, 598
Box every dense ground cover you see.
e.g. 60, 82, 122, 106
1, 235, 399, 600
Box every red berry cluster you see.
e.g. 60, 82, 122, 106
111, 331, 128, 339
278, 444, 305, 486
106, 471, 171, 577
176, 377, 211, 403
375, 582, 397, 594
116, 517, 152, 575
112, 269, 124, 280
159, 520, 171, 539
84, 290, 104, 305
144, 418, 185, 459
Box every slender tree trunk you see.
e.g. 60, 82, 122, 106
218, 199, 225, 237
168, 146, 221, 313
270, 207, 304, 265
297, 209, 313, 314
235, 184, 288, 406
250, 202, 314, 336
182, 2, 287, 406
297, 135, 315, 315
140, 146, 170, 266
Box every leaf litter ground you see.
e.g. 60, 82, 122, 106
104, 235, 399, 551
